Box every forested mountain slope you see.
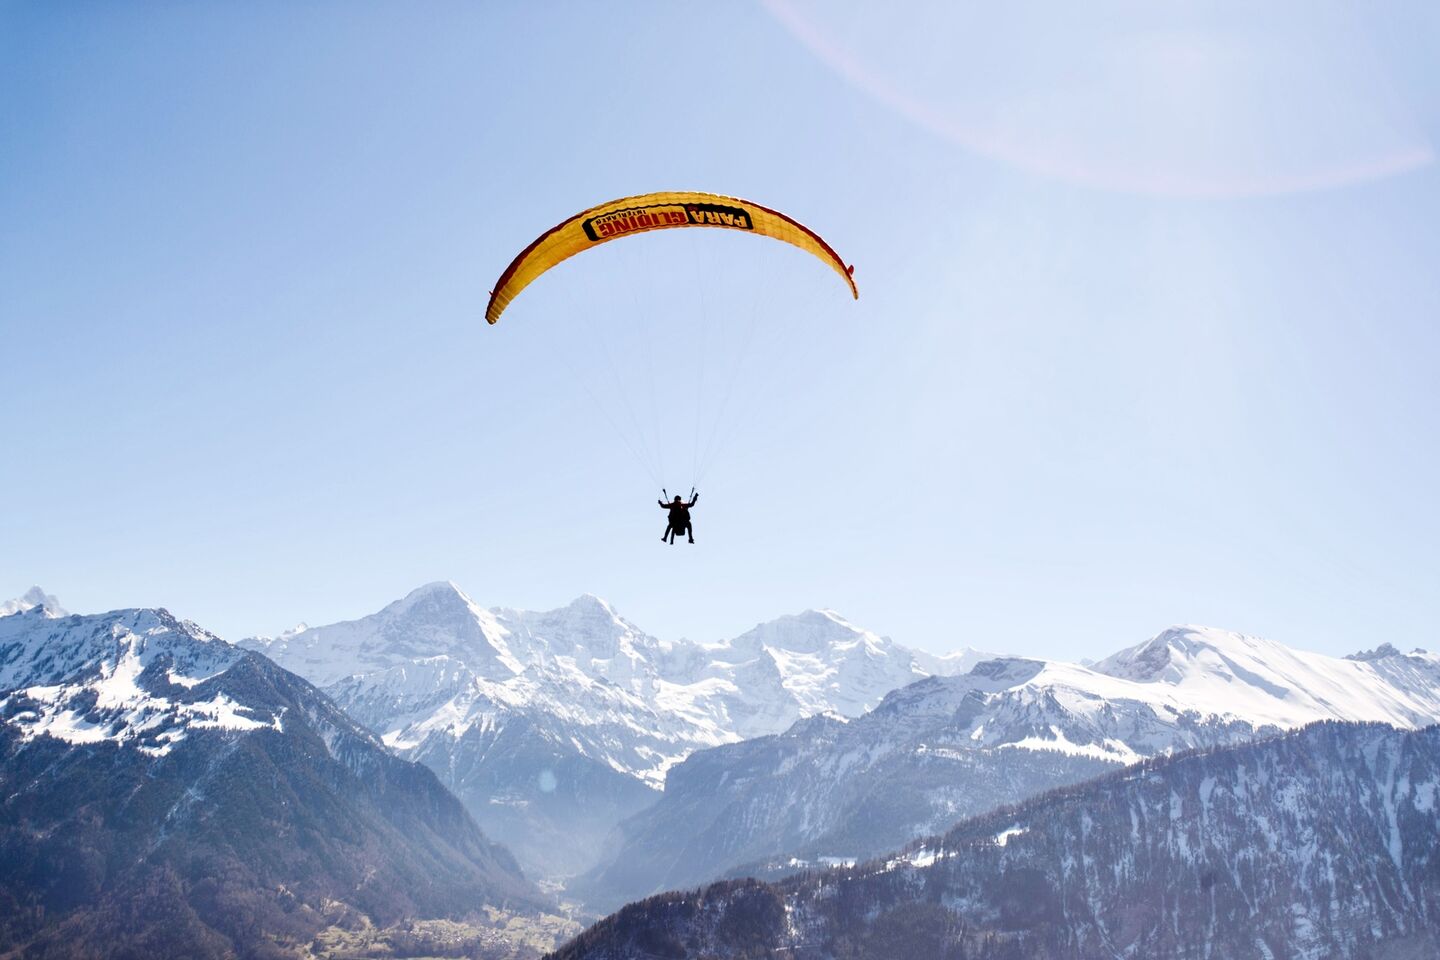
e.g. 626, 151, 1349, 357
556, 722, 1440, 960
0, 603, 548, 959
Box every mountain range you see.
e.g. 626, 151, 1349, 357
582, 624, 1440, 908
241, 581, 985, 880
9, 582, 1439, 956
239, 582, 1440, 913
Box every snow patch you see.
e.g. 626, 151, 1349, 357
1000, 726, 1143, 764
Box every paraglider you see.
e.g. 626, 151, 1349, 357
486, 192, 856, 541
660, 489, 699, 544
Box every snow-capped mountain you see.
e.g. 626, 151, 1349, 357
555, 722, 1440, 960
1093, 625, 1440, 729
0, 603, 271, 755
0, 602, 547, 958
584, 624, 1440, 908
0, 585, 66, 618
241, 582, 987, 879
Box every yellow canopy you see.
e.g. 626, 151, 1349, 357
486, 191, 857, 324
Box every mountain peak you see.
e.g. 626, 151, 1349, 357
966, 656, 1049, 687
1345, 642, 1403, 662
1094, 624, 1261, 683
565, 593, 621, 617
496, 594, 645, 668
800, 607, 849, 623
395, 579, 473, 609
1088, 623, 1440, 731
0, 586, 68, 618
0, 605, 252, 753
731, 608, 877, 655
799, 608, 859, 629
380, 581, 510, 641
240, 581, 522, 687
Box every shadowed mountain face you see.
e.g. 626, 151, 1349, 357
242, 582, 986, 881
582, 626, 1440, 910
0, 605, 544, 959
553, 722, 1440, 960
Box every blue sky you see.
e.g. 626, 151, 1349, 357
3, 1, 1437, 659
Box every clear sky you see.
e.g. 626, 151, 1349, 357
3, 1, 1438, 660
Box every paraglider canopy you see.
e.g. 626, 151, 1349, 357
484, 191, 858, 494
486, 191, 857, 324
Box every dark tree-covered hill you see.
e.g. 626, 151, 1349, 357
554, 722, 1440, 960
0, 606, 547, 959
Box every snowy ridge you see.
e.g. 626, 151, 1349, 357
0, 605, 277, 756
244, 582, 986, 787
851, 624, 1440, 764
241, 582, 987, 881
1092, 624, 1440, 730
245, 580, 524, 689
585, 624, 1440, 905
891, 626, 1440, 763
